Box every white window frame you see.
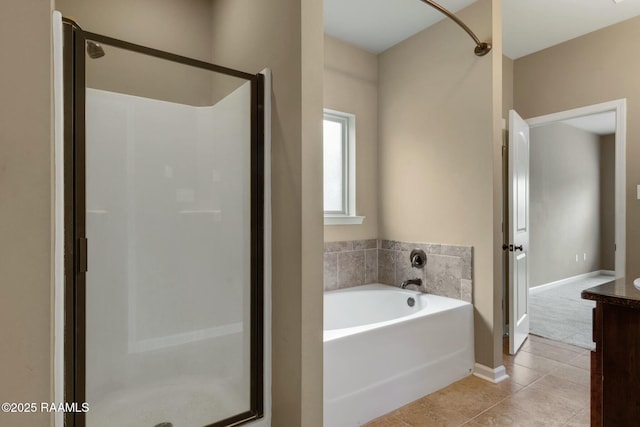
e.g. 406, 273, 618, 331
323, 109, 364, 225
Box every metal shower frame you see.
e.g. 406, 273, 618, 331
62, 17, 265, 427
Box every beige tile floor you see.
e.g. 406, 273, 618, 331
364, 335, 590, 427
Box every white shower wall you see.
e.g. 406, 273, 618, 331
84, 83, 253, 423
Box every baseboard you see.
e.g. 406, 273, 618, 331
473, 363, 509, 384
530, 270, 609, 295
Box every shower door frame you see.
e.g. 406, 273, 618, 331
62, 18, 265, 427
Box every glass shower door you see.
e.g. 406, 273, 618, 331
64, 21, 263, 427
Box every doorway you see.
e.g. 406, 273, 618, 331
505, 100, 626, 352
527, 100, 626, 280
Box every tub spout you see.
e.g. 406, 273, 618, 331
401, 278, 422, 289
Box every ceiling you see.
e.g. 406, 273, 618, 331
325, 0, 640, 58
561, 111, 616, 135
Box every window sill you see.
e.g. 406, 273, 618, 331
324, 215, 365, 225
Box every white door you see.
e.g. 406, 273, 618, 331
508, 109, 530, 355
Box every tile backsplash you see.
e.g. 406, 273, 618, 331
324, 239, 473, 303
324, 239, 378, 290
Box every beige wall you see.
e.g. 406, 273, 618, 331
601, 134, 616, 271
502, 55, 513, 120
529, 123, 602, 287
0, 1, 323, 426
210, 1, 324, 425
514, 15, 640, 281
56, 0, 218, 106
491, 1, 504, 368
57, 0, 214, 61
0, 1, 53, 426
378, 0, 503, 368
300, 1, 324, 423
323, 35, 379, 242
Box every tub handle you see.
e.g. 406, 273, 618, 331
410, 249, 427, 268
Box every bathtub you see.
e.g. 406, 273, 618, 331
324, 284, 474, 427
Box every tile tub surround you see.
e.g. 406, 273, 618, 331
323, 239, 473, 303
323, 239, 378, 290
379, 240, 473, 303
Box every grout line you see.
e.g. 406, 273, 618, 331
393, 249, 397, 286
463, 391, 515, 424
564, 408, 588, 427
466, 351, 572, 425
526, 335, 588, 354
336, 252, 340, 289
466, 374, 540, 422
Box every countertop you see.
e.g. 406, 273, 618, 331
581, 277, 640, 308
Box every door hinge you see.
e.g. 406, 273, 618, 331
78, 237, 88, 273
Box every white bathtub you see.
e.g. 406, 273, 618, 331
324, 284, 474, 427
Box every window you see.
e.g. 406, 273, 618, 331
323, 109, 364, 225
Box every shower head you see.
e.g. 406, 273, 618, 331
86, 41, 105, 59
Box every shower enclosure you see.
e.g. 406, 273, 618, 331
61, 17, 264, 427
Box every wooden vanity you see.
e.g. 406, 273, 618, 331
582, 278, 640, 427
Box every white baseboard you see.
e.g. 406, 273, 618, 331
530, 270, 610, 295
473, 363, 509, 383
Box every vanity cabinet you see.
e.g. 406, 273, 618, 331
582, 279, 640, 427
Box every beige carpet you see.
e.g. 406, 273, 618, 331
529, 274, 613, 349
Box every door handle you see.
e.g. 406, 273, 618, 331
514, 245, 523, 251
502, 244, 523, 252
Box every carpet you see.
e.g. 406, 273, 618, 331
528, 274, 613, 350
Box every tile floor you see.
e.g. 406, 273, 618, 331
364, 335, 590, 427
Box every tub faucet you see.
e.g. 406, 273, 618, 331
401, 278, 422, 289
